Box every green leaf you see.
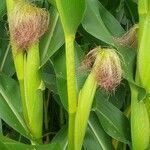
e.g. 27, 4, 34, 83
116, 46, 147, 101
52, 47, 68, 109
55, 0, 86, 35
41, 61, 58, 94
0, 22, 15, 76
124, 0, 138, 24
116, 46, 136, 82
0, 141, 8, 150
84, 112, 113, 150
52, 126, 68, 150
93, 91, 131, 144
0, 134, 60, 150
0, 75, 29, 137
103, 0, 121, 12
47, 0, 56, 6
82, 0, 125, 46
98, 1, 125, 37
108, 80, 130, 109
0, 119, 2, 133
36, 143, 60, 150
40, 7, 64, 66
0, 0, 6, 20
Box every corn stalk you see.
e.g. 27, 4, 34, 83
131, 0, 150, 149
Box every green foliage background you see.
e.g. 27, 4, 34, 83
0, 0, 139, 149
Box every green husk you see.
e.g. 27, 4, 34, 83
74, 48, 122, 150
131, 0, 150, 149
6, 0, 48, 142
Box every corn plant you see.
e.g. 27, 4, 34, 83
0, 0, 150, 150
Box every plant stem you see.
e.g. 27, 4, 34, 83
68, 113, 76, 150
65, 35, 77, 150
138, 0, 148, 43
131, 1, 150, 149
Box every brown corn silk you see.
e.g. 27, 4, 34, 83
114, 24, 138, 48
82, 48, 122, 91
95, 49, 122, 91
9, 2, 49, 50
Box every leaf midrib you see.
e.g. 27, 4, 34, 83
88, 120, 107, 150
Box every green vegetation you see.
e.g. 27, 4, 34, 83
0, 0, 150, 150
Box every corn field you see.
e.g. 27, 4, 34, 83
0, 0, 149, 150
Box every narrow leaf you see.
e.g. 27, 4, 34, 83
0, 75, 29, 137
84, 112, 113, 150
52, 126, 68, 150
40, 7, 64, 66
93, 91, 131, 144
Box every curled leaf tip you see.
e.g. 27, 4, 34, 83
113, 24, 138, 49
